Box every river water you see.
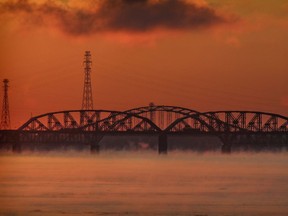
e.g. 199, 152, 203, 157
0, 151, 288, 216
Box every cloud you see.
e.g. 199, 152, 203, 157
0, 0, 233, 35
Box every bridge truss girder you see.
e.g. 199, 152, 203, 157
17, 106, 288, 134
204, 111, 288, 132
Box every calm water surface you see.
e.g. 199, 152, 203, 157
0, 151, 288, 216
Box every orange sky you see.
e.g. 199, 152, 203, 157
0, 0, 288, 128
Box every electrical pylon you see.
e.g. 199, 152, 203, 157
81, 51, 94, 110
0, 79, 11, 129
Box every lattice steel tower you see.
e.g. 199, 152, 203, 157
81, 51, 94, 110
0, 79, 10, 129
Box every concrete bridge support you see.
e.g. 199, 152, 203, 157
158, 133, 168, 154
90, 143, 100, 154
12, 133, 21, 153
90, 135, 103, 154
220, 134, 233, 153
221, 143, 232, 153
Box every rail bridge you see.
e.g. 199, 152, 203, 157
0, 105, 287, 153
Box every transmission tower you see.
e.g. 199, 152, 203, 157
0, 79, 11, 129
81, 51, 94, 110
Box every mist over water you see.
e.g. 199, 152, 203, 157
0, 151, 288, 216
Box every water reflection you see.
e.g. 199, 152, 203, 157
0, 151, 288, 215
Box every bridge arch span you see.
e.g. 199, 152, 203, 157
203, 111, 288, 132
18, 110, 120, 131
8, 106, 288, 154
124, 105, 199, 130
81, 112, 161, 132
164, 113, 246, 133
17, 108, 288, 133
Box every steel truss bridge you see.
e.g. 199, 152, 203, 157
0, 105, 288, 153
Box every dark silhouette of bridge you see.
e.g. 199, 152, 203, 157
0, 105, 287, 153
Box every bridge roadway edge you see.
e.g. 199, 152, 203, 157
0, 130, 288, 154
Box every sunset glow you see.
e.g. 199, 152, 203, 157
0, 0, 288, 128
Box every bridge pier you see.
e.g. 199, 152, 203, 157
12, 133, 21, 153
12, 143, 22, 153
158, 133, 168, 154
90, 134, 103, 154
221, 143, 232, 153
220, 134, 233, 154
90, 143, 100, 154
